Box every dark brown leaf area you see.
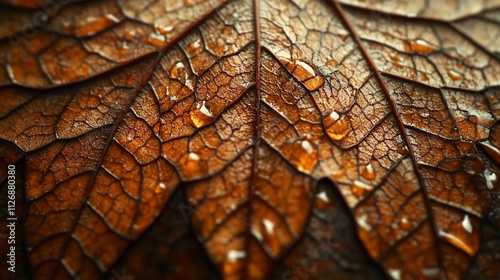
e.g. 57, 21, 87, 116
1, 0, 500, 279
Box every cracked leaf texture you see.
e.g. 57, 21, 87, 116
1, 0, 500, 279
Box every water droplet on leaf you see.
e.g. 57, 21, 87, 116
282, 59, 324, 91
301, 140, 313, 154
227, 250, 246, 262
147, 32, 166, 47
118, 42, 129, 56
189, 152, 200, 161
351, 180, 373, 197
155, 25, 173, 35
281, 139, 317, 173
397, 144, 409, 156
170, 62, 185, 79
447, 70, 462, 81
262, 219, 275, 234
154, 182, 167, 194
462, 215, 473, 234
70, 14, 120, 37
404, 39, 437, 54
179, 151, 207, 179
420, 73, 429, 81
438, 230, 474, 256
190, 101, 215, 128
324, 111, 350, 141
357, 214, 371, 230
389, 269, 401, 280
124, 30, 135, 41
484, 169, 497, 190
187, 39, 202, 54
361, 164, 376, 181
317, 191, 329, 202
399, 217, 412, 231
478, 141, 500, 165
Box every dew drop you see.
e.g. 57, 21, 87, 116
263, 219, 275, 234
399, 217, 412, 231
187, 39, 202, 54
397, 144, 409, 156
281, 140, 317, 174
185, 78, 194, 90
467, 108, 493, 123
420, 72, 429, 81
190, 101, 215, 128
438, 230, 474, 256
419, 110, 430, 118
357, 214, 371, 230
155, 25, 173, 35
282, 59, 324, 91
189, 152, 200, 161
324, 111, 350, 141
330, 166, 346, 179
170, 62, 185, 79
251, 228, 264, 241
301, 140, 313, 154
227, 250, 246, 261
199, 101, 213, 117
154, 182, 167, 194
316, 190, 333, 210
105, 14, 120, 23
479, 141, 500, 165
303, 76, 324, 91
484, 169, 497, 190
295, 60, 315, 77
462, 215, 473, 234
118, 42, 129, 56
351, 180, 373, 197
326, 57, 337, 67
388, 269, 401, 280
329, 110, 340, 121
179, 151, 207, 179
317, 191, 329, 202
71, 14, 121, 37
447, 70, 462, 81
147, 32, 166, 47
361, 163, 376, 181
124, 30, 135, 41
404, 39, 437, 55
